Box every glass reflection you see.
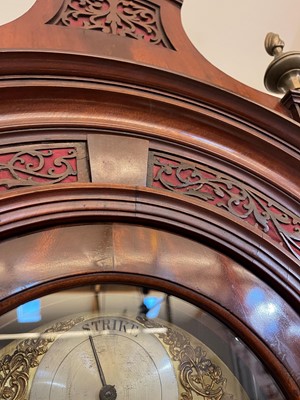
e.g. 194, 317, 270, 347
246, 287, 280, 337
0, 284, 286, 400
17, 299, 41, 323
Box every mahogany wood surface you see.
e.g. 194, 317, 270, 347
0, 0, 291, 114
0, 1, 299, 398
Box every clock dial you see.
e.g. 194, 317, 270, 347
29, 316, 178, 400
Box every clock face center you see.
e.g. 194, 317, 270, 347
99, 385, 117, 400
29, 316, 179, 400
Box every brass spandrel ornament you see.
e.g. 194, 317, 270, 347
137, 316, 242, 400
0, 318, 84, 400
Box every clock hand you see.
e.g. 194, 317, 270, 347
89, 335, 107, 387
88, 335, 117, 400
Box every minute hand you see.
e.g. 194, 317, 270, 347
88, 335, 117, 400
89, 335, 107, 386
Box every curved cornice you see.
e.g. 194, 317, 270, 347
0, 53, 299, 206
0, 51, 298, 148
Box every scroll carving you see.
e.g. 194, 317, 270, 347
0, 318, 83, 400
149, 152, 300, 260
48, 0, 173, 48
0, 147, 78, 191
138, 316, 230, 400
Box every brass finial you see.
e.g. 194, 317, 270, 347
264, 32, 300, 94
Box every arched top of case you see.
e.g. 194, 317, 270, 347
0, 0, 292, 114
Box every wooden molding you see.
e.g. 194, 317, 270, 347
0, 218, 299, 398
0, 185, 298, 307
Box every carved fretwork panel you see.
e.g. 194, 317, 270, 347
148, 152, 300, 261
0, 143, 89, 191
48, 0, 174, 49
